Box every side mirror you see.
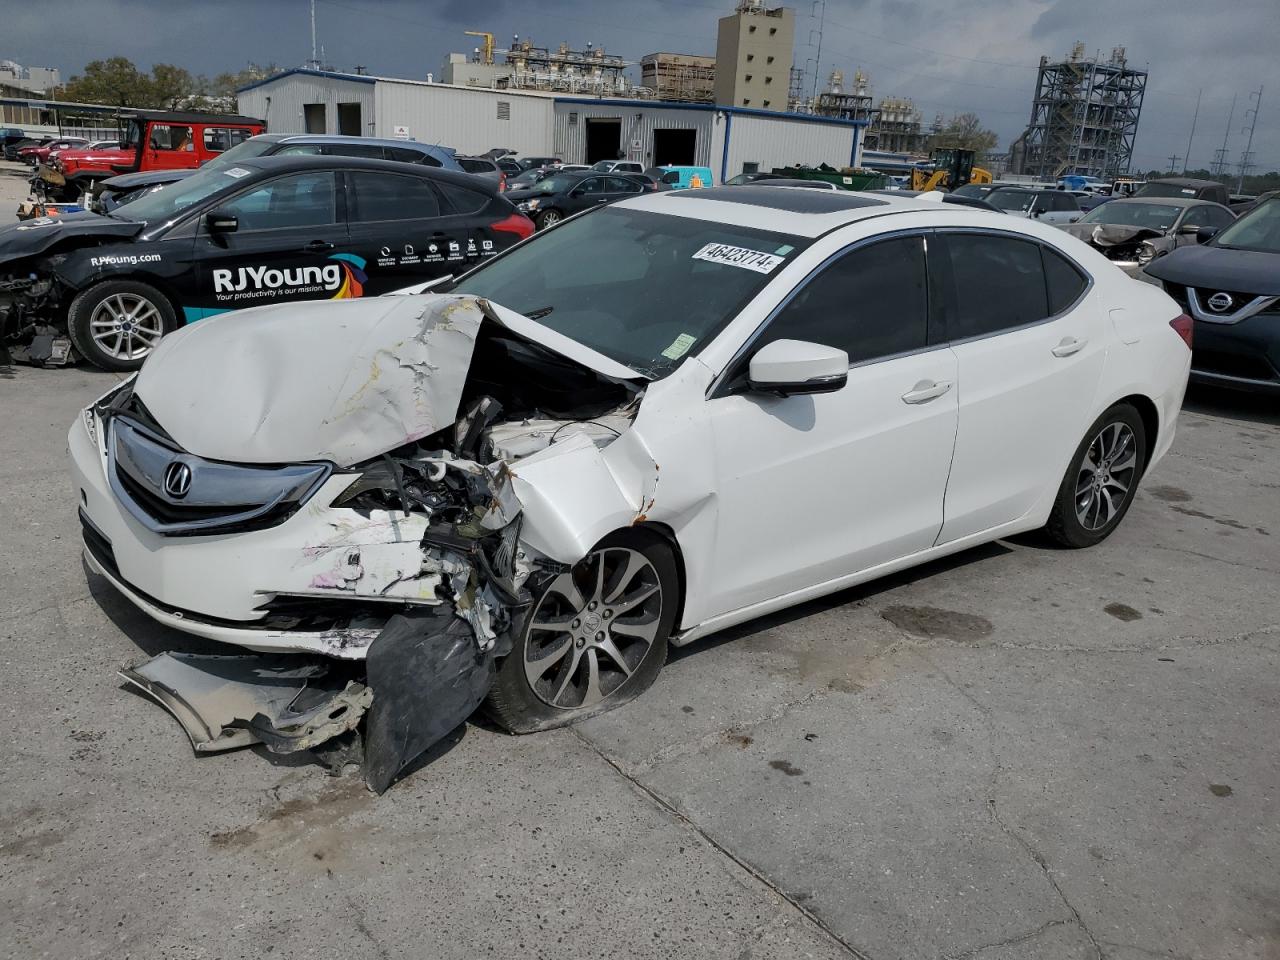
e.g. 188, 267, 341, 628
1195, 226, 1219, 244
206, 210, 238, 234
748, 339, 849, 397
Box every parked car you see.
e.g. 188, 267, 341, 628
1061, 198, 1236, 278
517, 156, 562, 171
1145, 196, 1280, 394
1, 127, 29, 152
5, 136, 44, 161
986, 187, 1081, 224
644, 165, 714, 190
456, 155, 508, 192
34, 111, 266, 201
1136, 177, 1231, 206
0, 156, 533, 370
91, 134, 463, 213
590, 160, 645, 174
724, 171, 776, 185
19, 136, 88, 165
73, 187, 1190, 791
869, 188, 1003, 212
496, 157, 522, 176
507, 170, 650, 229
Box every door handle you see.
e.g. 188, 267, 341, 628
304, 239, 335, 252
1051, 336, 1087, 358
901, 379, 953, 404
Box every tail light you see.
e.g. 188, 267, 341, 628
1170, 314, 1193, 349
499, 172, 507, 193
491, 212, 535, 241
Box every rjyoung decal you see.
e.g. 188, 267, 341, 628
211, 253, 366, 304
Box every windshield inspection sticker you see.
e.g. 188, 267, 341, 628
223, 167, 251, 179
661, 333, 697, 360
692, 242, 784, 274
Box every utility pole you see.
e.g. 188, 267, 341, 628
1211, 93, 1236, 178
1181, 88, 1201, 174
1236, 85, 1263, 193
310, 0, 319, 69
809, 0, 826, 101
1166, 154, 1180, 172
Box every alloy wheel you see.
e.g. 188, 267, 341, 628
541, 210, 561, 227
89, 293, 165, 361
523, 547, 664, 710
1075, 421, 1138, 531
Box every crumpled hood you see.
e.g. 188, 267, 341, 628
133, 294, 643, 468
135, 295, 485, 467
0, 212, 143, 265
1144, 244, 1280, 296
102, 168, 194, 192
1062, 222, 1163, 246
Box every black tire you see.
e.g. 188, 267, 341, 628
1045, 402, 1147, 548
535, 209, 562, 231
486, 528, 678, 733
67, 280, 176, 372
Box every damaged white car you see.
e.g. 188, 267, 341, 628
70, 187, 1192, 790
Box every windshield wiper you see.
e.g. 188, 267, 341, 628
524, 306, 554, 320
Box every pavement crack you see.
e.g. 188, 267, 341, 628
1144, 543, 1280, 576
923, 652, 1103, 960
569, 726, 877, 960
942, 918, 1073, 960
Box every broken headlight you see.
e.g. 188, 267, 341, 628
83, 375, 136, 446
1137, 241, 1156, 265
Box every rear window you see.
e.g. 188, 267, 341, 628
458, 158, 495, 174
436, 182, 488, 214
943, 234, 1049, 338
1042, 246, 1088, 314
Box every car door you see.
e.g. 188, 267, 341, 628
604, 175, 645, 205
344, 169, 482, 294
1176, 204, 1234, 248
933, 231, 1103, 544
144, 124, 200, 171
703, 233, 959, 615
565, 176, 610, 214
192, 170, 349, 318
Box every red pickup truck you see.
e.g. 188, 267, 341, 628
36, 110, 265, 201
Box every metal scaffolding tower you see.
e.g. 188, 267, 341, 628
1015, 43, 1147, 180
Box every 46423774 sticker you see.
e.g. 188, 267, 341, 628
691, 242, 785, 274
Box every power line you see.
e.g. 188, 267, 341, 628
1237, 85, 1264, 192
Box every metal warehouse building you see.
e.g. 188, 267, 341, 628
237, 69, 865, 183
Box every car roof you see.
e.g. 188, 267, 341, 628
1147, 177, 1220, 189
122, 110, 265, 125
1100, 196, 1213, 209
224, 155, 498, 194
620, 186, 989, 237
257, 133, 451, 152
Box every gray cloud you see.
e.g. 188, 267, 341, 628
6, 0, 1278, 172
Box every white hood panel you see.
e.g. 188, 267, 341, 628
135, 295, 484, 467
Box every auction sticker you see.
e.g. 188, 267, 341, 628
223, 167, 251, 179
692, 243, 784, 274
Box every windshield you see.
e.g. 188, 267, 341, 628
452, 207, 810, 378
1079, 202, 1181, 231
590, 160, 613, 171
203, 137, 277, 169
989, 190, 1036, 213
1137, 182, 1204, 199
1213, 198, 1280, 253
532, 174, 579, 195
112, 163, 248, 223
120, 119, 143, 149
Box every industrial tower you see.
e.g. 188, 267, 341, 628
1013, 43, 1147, 180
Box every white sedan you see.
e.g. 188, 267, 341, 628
69, 185, 1191, 789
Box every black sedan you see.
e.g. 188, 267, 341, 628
0, 156, 533, 371
506, 171, 652, 230
1146, 196, 1280, 394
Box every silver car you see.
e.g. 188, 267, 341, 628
1062, 197, 1237, 278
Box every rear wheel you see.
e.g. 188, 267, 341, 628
67, 280, 176, 371
535, 209, 562, 230
486, 530, 677, 733
1045, 402, 1147, 548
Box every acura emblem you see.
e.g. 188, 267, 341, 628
163, 461, 192, 499
1207, 292, 1233, 313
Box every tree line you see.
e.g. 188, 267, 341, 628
50, 57, 277, 112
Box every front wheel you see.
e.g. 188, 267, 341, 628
1044, 402, 1147, 548
67, 280, 176, 371
535, 209, 562, 230
486, 530, 678, 733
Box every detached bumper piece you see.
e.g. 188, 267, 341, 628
120, 608, 496, 793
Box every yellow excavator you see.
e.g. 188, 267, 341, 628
910, 148, 993, 192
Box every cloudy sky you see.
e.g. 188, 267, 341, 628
7, 0, 1279, 174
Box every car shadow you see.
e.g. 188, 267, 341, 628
669, 539, 1014, 662
1183, 384, 1280, 427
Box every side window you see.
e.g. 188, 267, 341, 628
349, 172, 441, 221
150, 125, 194, 151
757, 236, 929, 365
943, 234, 1049, 338
219, 172, 338, 230
436, 182, 487, 214
274, 144, 323, 156
578, 177, 607, 195
202, 127, 252, 153
607, 176, 642, 193
1041, 246, 1088, 315
326, 143, 385, 159
1205, 206, 1235, 230
387, 146, 431, 165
